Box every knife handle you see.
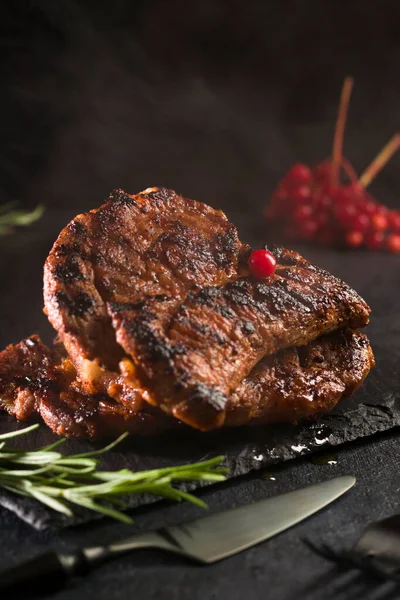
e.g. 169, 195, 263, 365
0, 531, 183, 596
0, 549, 90, 597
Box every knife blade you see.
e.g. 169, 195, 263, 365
0, 475, 355, 596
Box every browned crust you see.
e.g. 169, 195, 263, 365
225, 329, 375, 427
43, 187, 242, 399
0, 330, 374, 439
113, 245, 370, 429
0, 336, 173, 439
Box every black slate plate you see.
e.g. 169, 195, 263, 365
0, 210, 399, 529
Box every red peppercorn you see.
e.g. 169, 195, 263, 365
248, 249, 277, 278
365, 231, 385, 250
286, 163, 312, 185
387, 234, 400, 253
345, 230, 364, 248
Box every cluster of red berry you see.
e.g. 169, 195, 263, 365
264, 78, 400, 252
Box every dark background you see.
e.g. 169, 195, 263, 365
1, 0, 400, 218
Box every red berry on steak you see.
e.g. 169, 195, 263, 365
248, 249, 277, 278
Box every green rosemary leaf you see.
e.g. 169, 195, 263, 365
0, 204, 44, 228
0, 426, 227, 523
0, 424, 40, 440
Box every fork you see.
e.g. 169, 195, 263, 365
303, 514, 400, 584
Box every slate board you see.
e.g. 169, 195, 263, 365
0, 210, 399, 529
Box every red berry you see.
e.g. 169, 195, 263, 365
332, 187, 354, 206
371, 213, 388, 231
351, 213, 370, 232
335, 203, 358, 227
375, 204, 389, 216
294, 204, 313, 222
345, 230, 364, 248
313, 192, 332, 211
365, 231, 385, 250
313, 162, 332, 184
388, 211, 400, 232
315, 211, 331, 228
346, 181, 364, 197
387, 234, 400, 253
292, 185, 311, 203
362, 201, 378, 216
298, 220, 319, 239
248, 249, 277, 278
286, 163, 312, 185
273, 187, 288, 201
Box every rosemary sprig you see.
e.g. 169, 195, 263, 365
0, 204, 44, 235
0, 425, 227, 523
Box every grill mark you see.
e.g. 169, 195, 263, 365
55, 291, 95, 318
69, 221, 85, 236
124, 316, 187, 365
108, 188, 137, 206
175, 315, 228, 345
54, 257, 85, 283
55, 243, 88, 260
189, 384, 227, 412
142, 187, 176, 203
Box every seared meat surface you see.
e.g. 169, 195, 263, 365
119, 245, 370, 429
226, 329, 374, 427
0, 330, 374, 438
1, 187, 373, 438
44, 187, 242, 398
0, 336, 172, 439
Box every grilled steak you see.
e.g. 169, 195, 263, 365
114, 245, 370, 429
44, 187, 370, 431
0, 336, 172, 438
225, 329, 374, 427
0, 330, 374, 438
44, 187, 242, 399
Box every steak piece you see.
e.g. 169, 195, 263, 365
225, 329, 374, 427
0, 330, 374, 438
0, 336, 172, 438
43, 187, 370, 430
114, 245, 370, 429
43, 187, 242, 398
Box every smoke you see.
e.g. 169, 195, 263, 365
1, 0, 400, 217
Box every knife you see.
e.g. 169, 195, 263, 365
0, 475, 355, 596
